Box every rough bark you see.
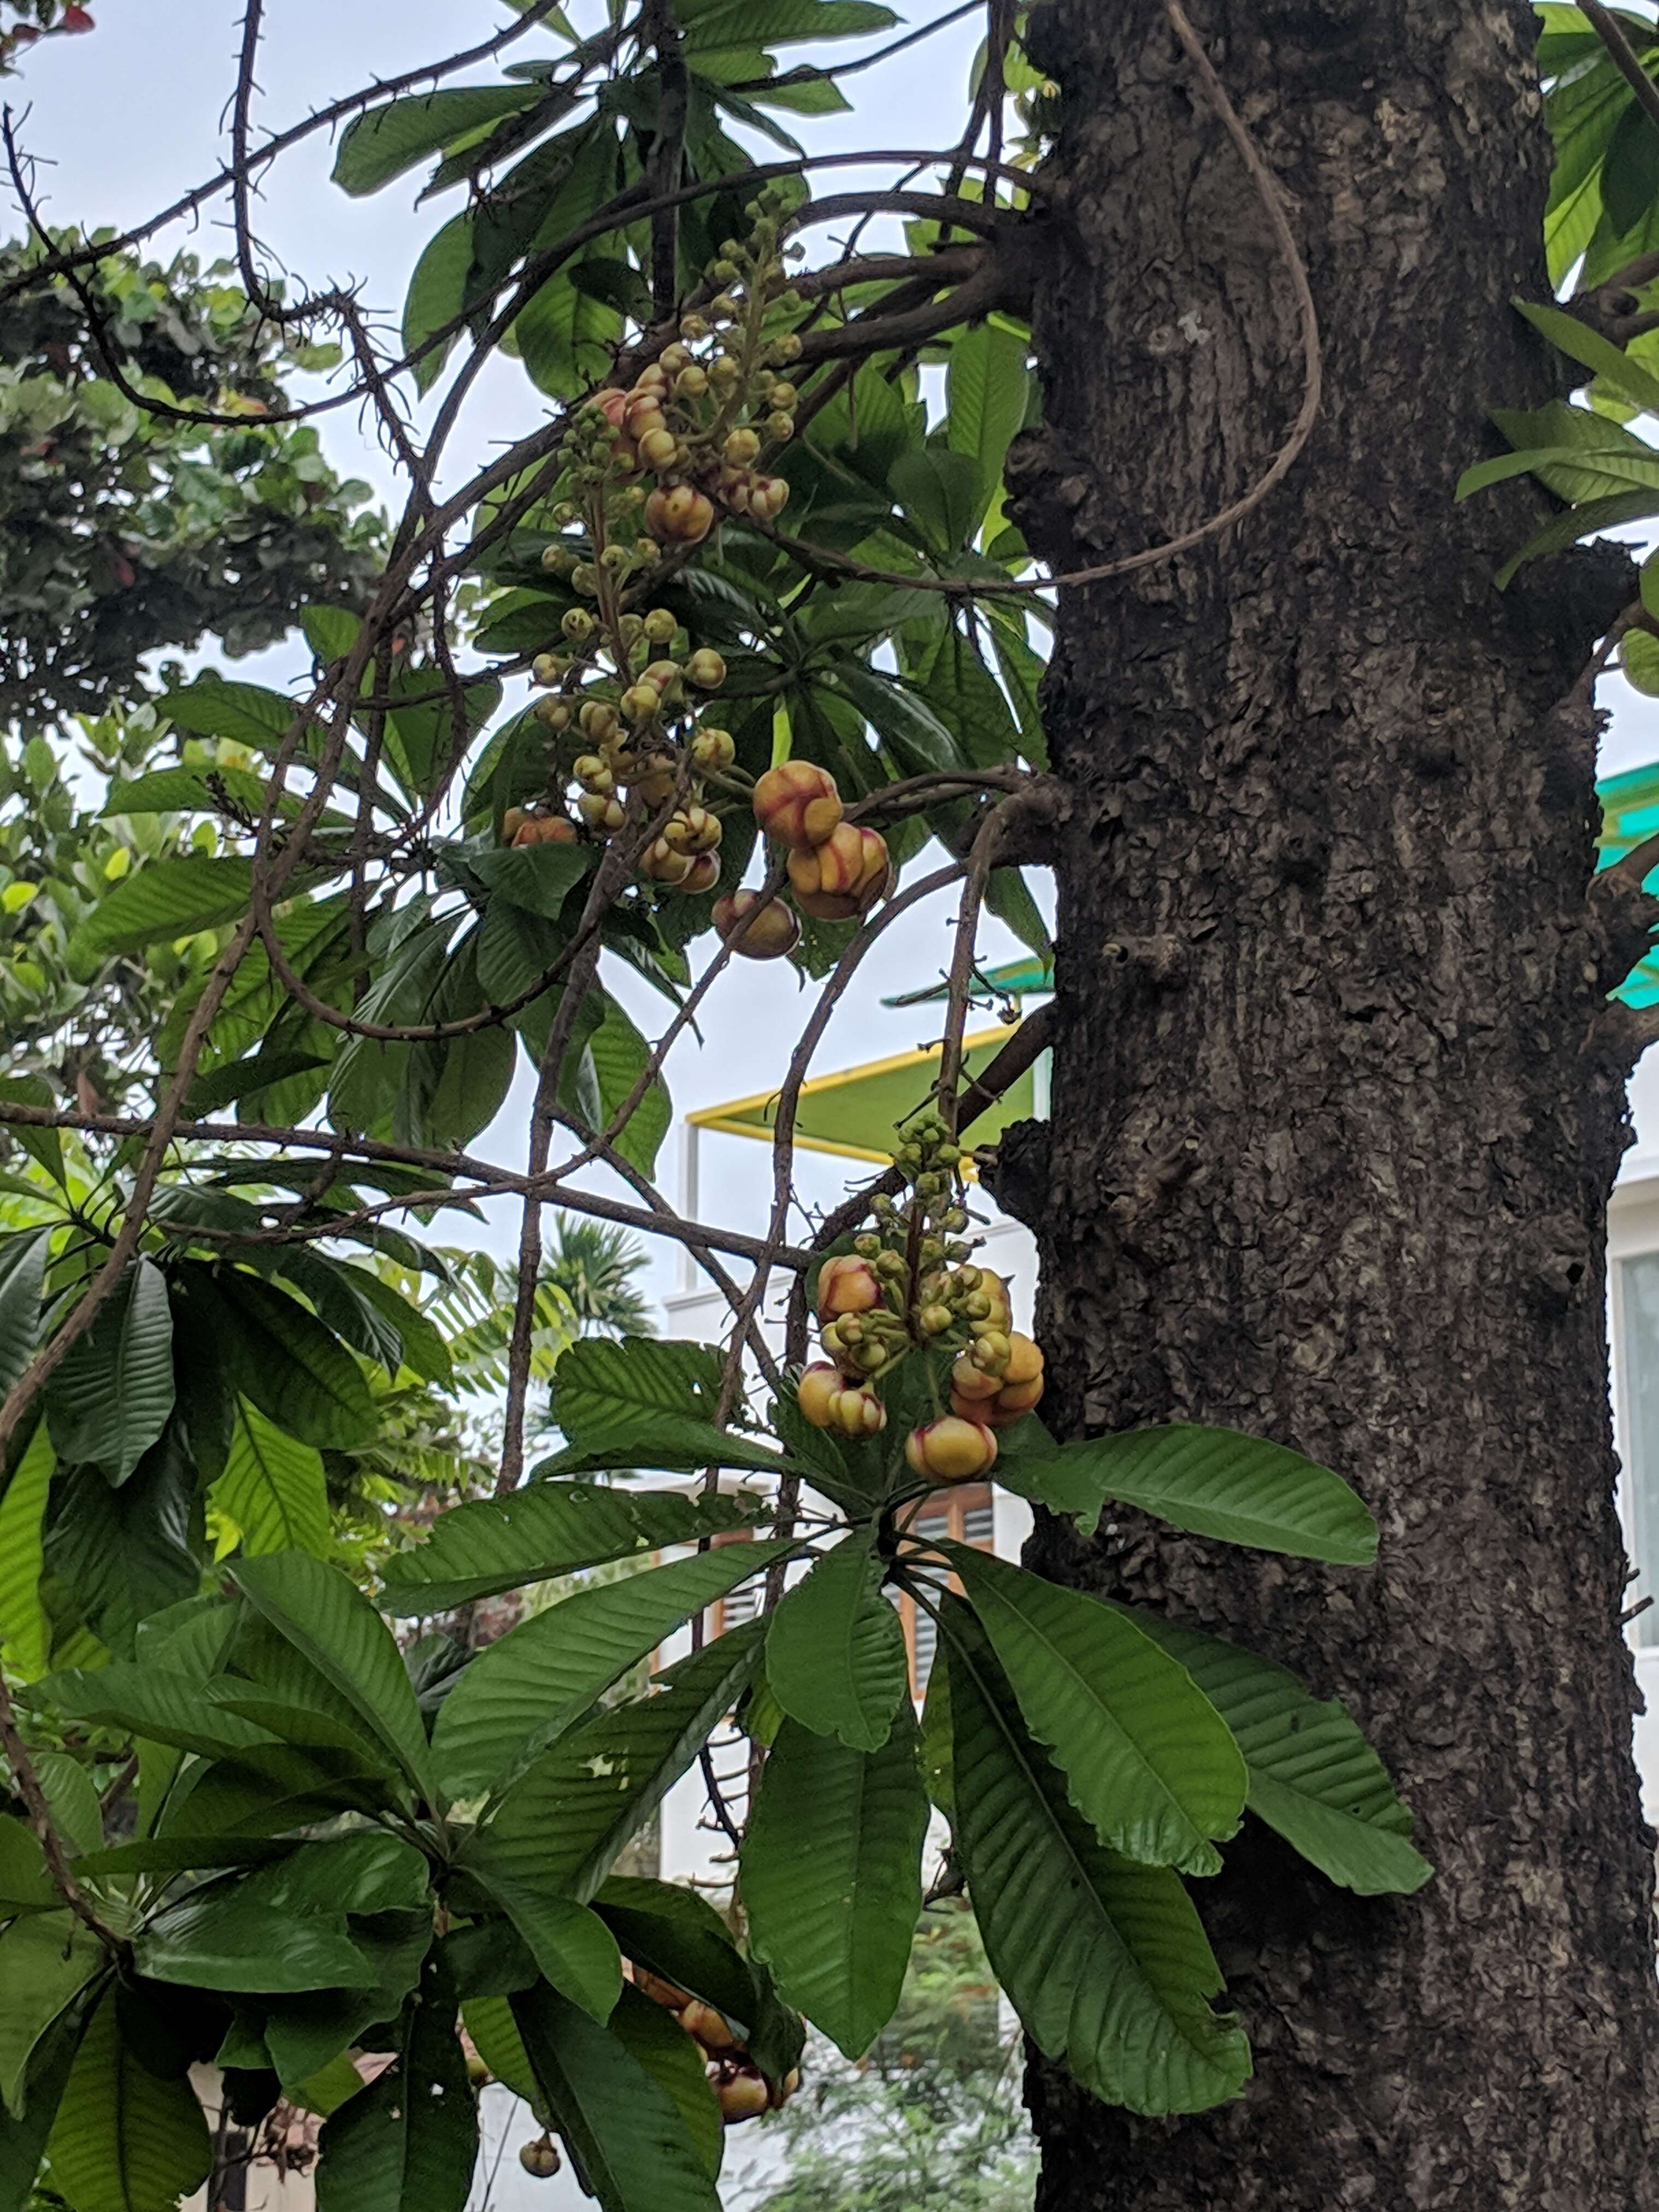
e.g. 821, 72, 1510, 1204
1007, 3, 1659, 2206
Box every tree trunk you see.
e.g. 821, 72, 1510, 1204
1007, 3, 1659, 2205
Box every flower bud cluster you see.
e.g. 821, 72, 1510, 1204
794, 1111, 1045, 1483
632, 1967, 799, 2123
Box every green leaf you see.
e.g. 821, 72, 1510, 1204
0, 2015, 76, 2212
213, 1269, 377, 1448
232, 1552, 438, 1803
592, 1879, 763, 2042
432, 1543, 790, 1798
0, 1422, 53, 1679
46, 1991, 211, 2212
333, 85, 548, 195
32, 1755, 104, 1861
945, 321, 1031, 528
314, 1954, 476, 2212
468, 1628, 763, 1904
605, 1985, 724, 2180
65, 856, 253, 980
469, 839, 591, 919
551, 1337, 796, 1473
942, 1603, 1251, 2115
47, 1260, 174, 1484
134, 1892, 381, 1994
1514, 295, 1659, 416
44, 1661, 287, 1764
765, 1531, 908, 1751
0, 1234, 47, 1408
942, 1544, 1245, 1875
463, 1885, 621, 2025
890, 447, 984, 557
1627, 627, 1659, 697
258, 1915, 433, 2092
380, 1482, 763, 1613
742, 1708, 927, 2060
0, 1816, 54, 1911
157, 680, 299, 748
460, 1997, 541, 2113
1017, 1423, 1376, 1563
511, 1981, 722, 2212
99, 765, 273, 819
0, 1079, 64, 1186
404, 214, 475, 396
402, 950, 517, 1152
1120, 1611, 1432, 1897
575, 992, 673, 1178
0, 1914, 102, 2116
1493, 484, 1659, 587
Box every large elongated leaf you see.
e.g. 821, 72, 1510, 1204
0, 1815, 54, 1911
258, 1915, 433, 2093
65, 856, 254, 979
47, 1260, 174, 1483
741, 1708, 927, 2060
573, 993, 673, 1178
380, 1482, 762, 1613
314, 1955, 476, 2212
43, 1662, 284, 1764
765, 1532, 908, 1752
211, 1402, 330, 1559
212, 1270, 377, 1448
433, 1545, 789, 1798
1005, 1423, 1376, 1564
403, 212, 474, 395
469, 841, 591, 920
942, 1603, 1251, 2115
0, 1914, 103, 2116
605, 1986, 724, 2181
0, 1422, 53, 1679
945, 320, 1031, 528
232, 1553, 437, 1803
1120, 1611, 1432, 1896
943, 1544, 1245, 1875
46, 1992, 211, 2212
157, 680, 298, 747
134, 1893, 380, 1994
0, 2017, 77, 2212
551, 1336, 795, 1473
333, 86, 549, 195
461, 1884, 621, 2025
0, 1232, 48, 1404
467, 1628, 762, 1904
511, 1981, 722, 2212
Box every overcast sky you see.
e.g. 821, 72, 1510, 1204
10, 4, 1659, 1319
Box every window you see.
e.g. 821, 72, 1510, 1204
1619, 1254, 1659, 1647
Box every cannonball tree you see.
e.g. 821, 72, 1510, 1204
0, 5, 1656, 2211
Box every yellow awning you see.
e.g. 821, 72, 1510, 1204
688, 1025, 1040, 1166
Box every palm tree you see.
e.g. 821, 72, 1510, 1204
542, 1216, 656, 1339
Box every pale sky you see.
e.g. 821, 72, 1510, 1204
10, 4, 1658, 1323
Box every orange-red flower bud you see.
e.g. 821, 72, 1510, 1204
753, 759, 843, 850
796, 1363, 843, 1428
816, 1254, 883, 1321
786, 824, 890, 921
904, 1416, 998, 1484
645, 484, 715, 545
713, 888, 800, 959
